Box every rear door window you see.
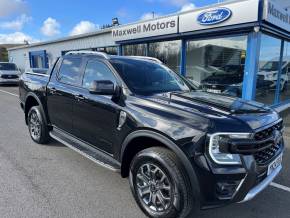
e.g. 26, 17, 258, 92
58, 57, 83, 86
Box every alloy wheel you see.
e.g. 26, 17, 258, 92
29, 111, 41, 140
135, 163, 173, 212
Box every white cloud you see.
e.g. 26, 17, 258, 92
117, 8, 128, 18
146, 0, 190, 7
169, 0, 190, 7
0, 32, 38, 44
70, 21, 99, 36
141, 12, 160, 20
40, 17, 61, 37
179, 3, 196, 12
0, 14, 32, 31
0, 0, 26, 17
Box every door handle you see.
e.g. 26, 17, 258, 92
75, 94, 85, 101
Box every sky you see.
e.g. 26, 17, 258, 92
0, 0, 221, 44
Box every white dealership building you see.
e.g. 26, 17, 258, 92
8, 0, 290, 111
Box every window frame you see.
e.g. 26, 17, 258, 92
81, 57, 120, 90
56, 56, 85, 87
276, 39, 290, 104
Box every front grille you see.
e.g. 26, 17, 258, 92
253, 121, 283, 165
254, 143, 281, 165
254, 121, 283, 141
228, 121, 283, 165
1, 74, 18, 79
255, 170, 267, 185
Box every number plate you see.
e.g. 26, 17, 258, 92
267, 154, 282, 176
206, 89, 221, 94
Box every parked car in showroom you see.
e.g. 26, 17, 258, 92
19, 51, 285, 218
258, 57, 290, 92
0, 62, 21, 85
200, 65, 244, 95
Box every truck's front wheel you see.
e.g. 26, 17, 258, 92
129, 147, 195, 218
28, 106, 50, 144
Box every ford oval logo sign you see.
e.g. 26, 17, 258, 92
197, 8, 232, 25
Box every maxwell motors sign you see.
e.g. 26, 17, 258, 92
197, 8, 232, 25
112, 0, 259, 41
264, 0, 290, 32
112, 16, 178, 41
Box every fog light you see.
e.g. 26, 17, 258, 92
216, 181, 240, 200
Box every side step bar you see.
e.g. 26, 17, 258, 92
49, 129, 121, 172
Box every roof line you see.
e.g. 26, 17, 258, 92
8, 28, 112, 51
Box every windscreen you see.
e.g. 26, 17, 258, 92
110, 58, 190, 96
0, 63, 17, 71
261, 61, 286, 71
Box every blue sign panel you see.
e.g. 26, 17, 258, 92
197, 8, 232, 25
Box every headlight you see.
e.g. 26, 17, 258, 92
209, 133, 251, 165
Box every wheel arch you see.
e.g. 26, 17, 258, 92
24, 93, 48, 125
120, 129, 200, 201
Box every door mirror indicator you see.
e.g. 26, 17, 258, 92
89, 80, 116, 95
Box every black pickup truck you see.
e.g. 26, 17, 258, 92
19, 51, 284, 218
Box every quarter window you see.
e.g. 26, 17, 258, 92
58, 57, 82, 86
82, 60, 116, 89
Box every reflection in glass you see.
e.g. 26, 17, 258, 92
94, 46, 118, 55
280, 41, 290, 102
148, 40, 181, 73
256, 34, 282, 105
185, 36, 247, 97
110, 57, 189, 96
123, 44, 147, 56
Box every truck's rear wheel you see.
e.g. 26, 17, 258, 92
28, 106, 50, 144
129, 147, 194, 218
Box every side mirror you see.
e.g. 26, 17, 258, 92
89, 80, 116, 95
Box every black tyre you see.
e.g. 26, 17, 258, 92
129, 147, 195, 218
27, 106, 50, 144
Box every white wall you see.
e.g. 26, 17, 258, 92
8, 31, 115, 71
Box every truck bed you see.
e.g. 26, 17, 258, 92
19, 71, 50, 109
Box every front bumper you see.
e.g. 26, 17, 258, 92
193, 145, 284, 209
239, 164, 282, 203
0, 78, 19, 84
191, 120, 285, 209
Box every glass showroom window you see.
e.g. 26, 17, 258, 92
186, 36, 247, 97
123, 44, 147, 56
94, 46, 118, 55
148, 40, 181, 73
255, 34, 282, 105
280, 41, 290, 102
